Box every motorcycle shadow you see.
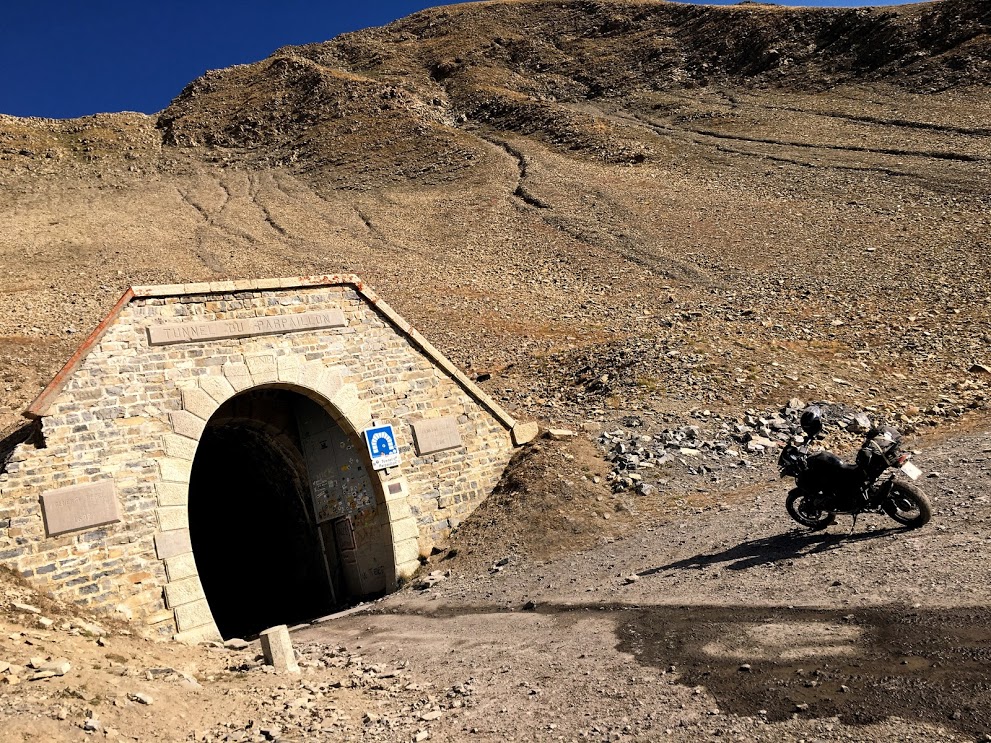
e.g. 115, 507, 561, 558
640, 525, 905, 576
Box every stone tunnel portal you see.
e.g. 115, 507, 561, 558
188, 387, 392, 639
0, 276, 527, 641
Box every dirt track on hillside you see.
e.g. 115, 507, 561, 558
2, 2, 991, 438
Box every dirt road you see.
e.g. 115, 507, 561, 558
293, 425, 991, 741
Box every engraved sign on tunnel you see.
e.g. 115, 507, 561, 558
40, 481, 121, 537
147, 309, 346, 345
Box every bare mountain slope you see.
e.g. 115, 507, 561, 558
1, 0, 990, 437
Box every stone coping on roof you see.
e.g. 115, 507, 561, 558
25, 275, 519, 432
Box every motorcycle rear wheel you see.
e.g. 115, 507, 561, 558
785, 489, 834, 530
882, 480, 932, 529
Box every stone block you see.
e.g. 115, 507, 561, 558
411, 417, 463, 456
174, 598, 214, 632
245, 354, 277, 384
40, 481, 121, 537
158, 458, 191, 484
174, 622, 222, 645
307, 365, 343, 400
156, 506, 188, 532
164, 552, 198, 582
181, 387, 217, 421
155, 482, 188, 507
330, 385, 370, 429
199, 375, 236, 404
390, 516, 420, 543
385, 496, 412, 522
163, 434, 197, 461
154, 529, 192, 559
223, 362, 253, 392
259, 625, 300, 673
170, 410, 206, 440
163, 576, 205, 608
133, 283, 184, 297
150, 309, 345, 345
511, 421, 539, 446
276, 355, 303, 386
145, 608, 177, 627
393, 537, 421, 567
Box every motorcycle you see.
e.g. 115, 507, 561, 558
777, 407, 932, 530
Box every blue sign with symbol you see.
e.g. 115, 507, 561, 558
363, 424, 401, 470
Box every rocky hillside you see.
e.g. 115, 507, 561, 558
1, 0, 990, 440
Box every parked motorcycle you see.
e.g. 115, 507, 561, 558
778, 407, 932, 530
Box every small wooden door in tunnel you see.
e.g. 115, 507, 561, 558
294, 397, 391, 603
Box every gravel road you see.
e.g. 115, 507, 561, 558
293, 423, 991, 742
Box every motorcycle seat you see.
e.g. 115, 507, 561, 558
808, 451, 860, 474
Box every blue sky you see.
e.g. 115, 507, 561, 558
1, 0, 922, 119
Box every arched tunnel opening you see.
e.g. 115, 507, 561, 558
188, 387, 392, 639
189, 390, 337, 638
189, 415, 332, 638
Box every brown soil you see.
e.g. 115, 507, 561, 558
447, 436, 629, 567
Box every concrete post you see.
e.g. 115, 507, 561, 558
259, 625, 300, 673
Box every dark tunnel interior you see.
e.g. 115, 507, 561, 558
188, 416, 334, 639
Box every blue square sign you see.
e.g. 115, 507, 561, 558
364, 424, 401, 470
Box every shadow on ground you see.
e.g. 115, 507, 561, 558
639, 526, 904, 576
361, 598, 991, 738
617, 603, 991, 739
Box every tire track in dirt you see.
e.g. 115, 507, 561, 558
478, 127, 713, 285
627, 110, 985, 164
736, 100, 991, 138
176, 180, 227, 273
686, 126, 986, 163
620, 110, 966, 185
247, 172, 290, 238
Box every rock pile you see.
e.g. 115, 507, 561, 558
598, 399, 909, 493
1, 596, 112, 688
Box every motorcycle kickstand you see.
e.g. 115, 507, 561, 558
848, 512, 859, 535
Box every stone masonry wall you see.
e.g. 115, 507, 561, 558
0, 281, 516, 638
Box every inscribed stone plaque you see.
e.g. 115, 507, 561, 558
411, 417, 463, 456
40, 481, 121, 537
147, 309, 346, 345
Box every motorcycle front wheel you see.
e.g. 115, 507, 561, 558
882, 480, 932, 529
785, 489, 834, 530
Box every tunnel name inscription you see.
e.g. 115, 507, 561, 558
147, 310, 346, 345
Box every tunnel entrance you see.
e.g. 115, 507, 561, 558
187, 387, 390, 640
